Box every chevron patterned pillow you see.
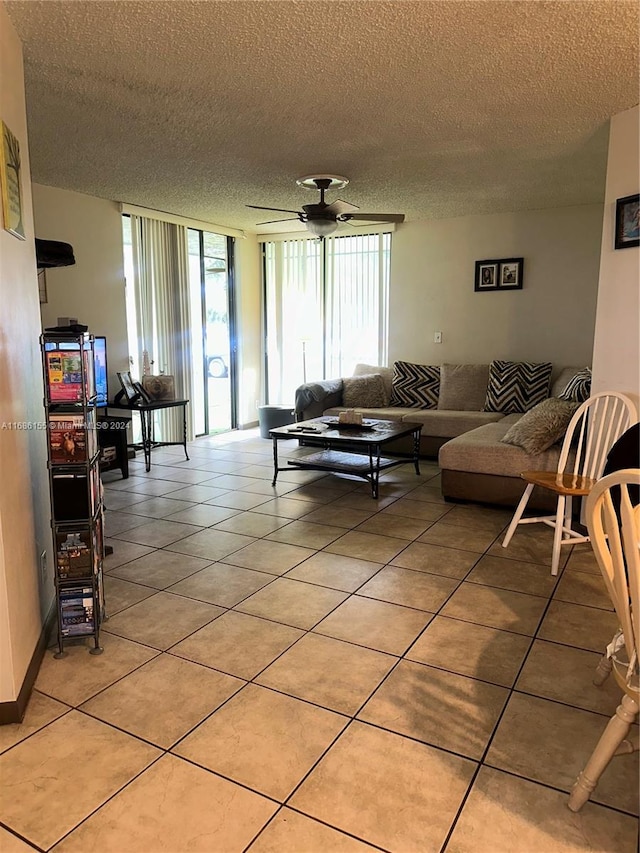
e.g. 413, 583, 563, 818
484, 360, 552, 414
557, 367, 592, 403
389, 361, 440, 408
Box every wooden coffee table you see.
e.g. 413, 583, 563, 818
269, 417, 422, 498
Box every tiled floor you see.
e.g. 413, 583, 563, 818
0, 430, 638, 852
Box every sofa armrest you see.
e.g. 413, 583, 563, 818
294, 379, 343, 420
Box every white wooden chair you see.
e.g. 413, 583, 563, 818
568, 468, 640, 812
502, 392, 636, 576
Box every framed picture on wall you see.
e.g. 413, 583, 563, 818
498, 258, 524, 290
614, 194, 639, 249
474, 260, 500, 291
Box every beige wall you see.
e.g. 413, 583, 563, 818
390, 204, 603, 371
591, 105, 640, 412
234, 234, 262, 427
0, 5, 52, 703
33, 184, 130, 392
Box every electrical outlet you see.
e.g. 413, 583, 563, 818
39, 549, 47, 582
434, 331, 442, 344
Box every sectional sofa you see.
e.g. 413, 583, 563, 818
294, 361, 584, 509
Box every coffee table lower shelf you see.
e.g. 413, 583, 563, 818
284, 450, 407, 498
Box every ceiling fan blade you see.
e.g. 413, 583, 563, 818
342, 213, 405, 223
325, 199, 359, 216
246, 204, 301, 215
256, 217, 300, 225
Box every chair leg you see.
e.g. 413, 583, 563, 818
503, 483, 534, 549
551, 495, 565, 576
568, 693, 639, 812
592, 652, 613, 687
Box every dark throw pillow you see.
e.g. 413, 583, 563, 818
484, 360, 552, 414
501, 397, 579, 454
558, 367, 592, 403
389, 361, 440, 408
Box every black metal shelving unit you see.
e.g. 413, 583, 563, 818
41, 331, 105, 657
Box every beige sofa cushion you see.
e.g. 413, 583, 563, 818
324, 405, 410, 422
438, 364, 489, 411
399, 409, 505, 438
353, 363, 393, 405
439, 418, 565, 478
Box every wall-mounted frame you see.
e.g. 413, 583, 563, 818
0, 120, 25, 240
614, 194, 639, 249
475, 257, 523, 291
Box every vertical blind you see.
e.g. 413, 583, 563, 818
264, 232, 390, 402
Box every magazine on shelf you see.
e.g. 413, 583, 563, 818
49, 412, 96, 463
46, 350, 84, 402
59, 585, 95, 636
56, 530, 93, 580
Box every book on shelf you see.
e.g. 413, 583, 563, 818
48, 411, 97, 463
59, 585, 95, 636
55, 530, 93, 580
52, 463, 101, 521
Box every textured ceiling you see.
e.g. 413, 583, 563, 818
6, 0, 639, 234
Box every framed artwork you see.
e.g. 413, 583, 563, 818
498, 258, 524, 290
614, 194, 639, 249
474, 260, 500, 291
116, 371, 139, 402
0, 120, 25, 240
38, 269, 48, 304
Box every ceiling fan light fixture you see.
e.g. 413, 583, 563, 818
305, 218, 338, 237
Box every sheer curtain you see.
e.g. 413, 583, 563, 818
130, 215, 194, 441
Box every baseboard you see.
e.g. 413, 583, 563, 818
0, 601, 57, 725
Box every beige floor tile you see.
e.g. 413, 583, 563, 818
266, 520, 346, 549
553, 570, 614, 610
466, 553, 559, 597
103, 591, 223, 650
256, 633, 396, 715
355, 512, 431, 540
301, 504, 375, 530
382, 497, 448, 521
486, 692, 639, 814
35, 633, 158, 706
102, 490, 150, 511
81, 653, 243, 748
441, 582, 547, 635
223, 539, 316, 575
205, 491, 272, 510
0, 826, 36, 852
290, 721, 475, 851
314, 595, 432, 655
330, 492, 399, 511
103, 539, 155, 571
214, 510, 290, 537
164, 527, 256, 560
109, 550, 211, 589
565, 543, 601, 575
0, 691, 70, 755
407, 616, 531, 687
251, 497, 318, 519
103, 575, 157, 614
104, 477, 180, 496
285, 551, 383, 592
52, 754, 276, 853
115, 518, 201, 547
103, 510, 148, 536
175, 684, 347, 800
359, 660, 508, 759
447, 766, 639, 853
125, 496, 196, 519
235, 577, 348, 629
248, 808, 378, 853
164, 503, 242, 526
417, 520, 499, 552
0, 711, 159, 850
358, 565, 459, 612
390, 541, 479, 579
537, 600, 620, 653
443, 504, 513, 532
405, 484, 448, 505
489, 523, 571, 568
273, 484, 344, 504
170, 611, 303, 679
515, 640, 623, 715
160, 483, 231, 502
168, 563, 274, 606
324, 530, 408, 563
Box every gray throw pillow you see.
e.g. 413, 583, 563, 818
342, 373, 386, 408
438, 364, 490, 411
501, 397, 579, 455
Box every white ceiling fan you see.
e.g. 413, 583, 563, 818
247, 175, 405, 237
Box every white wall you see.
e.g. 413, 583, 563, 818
591, 105, 640, 411
390, 204, 603, 371
0, 5, 52, 703
234, 234, 262, 427
33, 184, 129, 392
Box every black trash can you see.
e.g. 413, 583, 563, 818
258, 405, 295, 439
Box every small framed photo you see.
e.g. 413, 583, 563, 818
498, 257, 524, 290
614, 194, 639, 249
474, 260, 499, 291
116, 371, 139, 403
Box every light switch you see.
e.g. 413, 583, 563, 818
434, 331, 442, 344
